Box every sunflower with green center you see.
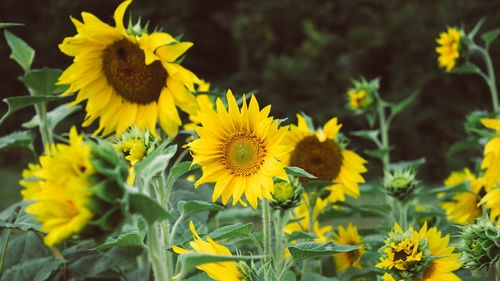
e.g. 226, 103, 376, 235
58, 0, 200, 137
440, 168, 492, 225
173, 221, 243, 281
187, 90, 292, 209
332, 223, 367, 272
283, 193, 331, 242
281, 114, 367, 203
20, 128, 95, 246
377, 223, 462, 281
436, 27, 461, 72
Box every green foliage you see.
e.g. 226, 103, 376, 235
0, 201, 39, 232
178, 200, 224, 216
0, 95, 68, 125
22, 103, 80, 132
1, 257, 63, 281
3, 30, 34, 72
0, 23, 23, 29
0, 131, 34, 152
128, 192, 173, 224
207, 222, 254, 241
288, 241, 360, 263
18, 68, 65, 96
284, 167, 316, 179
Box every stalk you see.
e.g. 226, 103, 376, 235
262, 198, 272, 277
146, 222, 168, 281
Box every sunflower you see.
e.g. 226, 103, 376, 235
20, 127, 95, 246
332, 223, 367, 272
58, 0, 199, 137
377, 223, 462, 281
436, 27, 461, 72
281, 114, 367, 203
480, 118, 500, 187
440, 168, 492, 225
172, 221, 243, 281
283, 193, 331, 242
183, 80, 214, 140
187, 90, 291, 208
479, 188, 500, 226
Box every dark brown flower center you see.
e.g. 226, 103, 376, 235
222, 132, 267, 176
102, 39, 167, 104
289, 136, 342, 182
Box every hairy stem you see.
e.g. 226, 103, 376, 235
262, 198, 272, 277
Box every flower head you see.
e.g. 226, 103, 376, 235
187, 90, 292, 209
270, 176, 303, 211
436, 27, 462, 72
281, 114, 367, 203
377, 223, 462, 281
332, 223, 367, 272
58, 0, 200, 137
383, 167, 418, 202
20, 127, 128, 246
458, 217, 500, 271
172, 221, 244, 281
480, 118, 500, 187
346, 77, 377, 114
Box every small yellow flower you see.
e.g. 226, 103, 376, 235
480, 118, 500, 186
348, 89, 368, 109
436, 27, 461, 72
332, 223, 367, 272
172, 221, 243, 281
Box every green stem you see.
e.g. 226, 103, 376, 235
169, 214, 185, 246
273, 210, 285, 274
377, 103, 390, 170
146, 222, 168, 281
262, 198, 272, 277
0, 229, 12, 280
398, 200, 408, 230
481, 47, 499, 112
152, 179, 174, 279
34, 102, 52, 148
495, 260, 500, 281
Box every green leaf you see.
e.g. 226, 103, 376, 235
302, 181, 334, 192
267, 267, 279, 281
363, 147, 393, 160
1, 257, 64, 281
95, 231, 145, 250
208, 222, 254, 241
452, 63, 481, 74
0, 95, 69, 125
286, 231, 319, 241
388, 157, 426, 170
288, 241, 360, 263
128, 192, 173, 223
468, 17, 486, 40
178, 200, 224, 216
390, 90, 419, 117
184, 272, 213, 281
22, 103, 81, 132
2, 231, 52, 271
4, 30, 34, 72
301, 272, 339, 281
0, 23, 23, 29
170, 161, 194, 180
215, 207, 260, 221
332, 201, 391, 218
350, 130, 380, 143
0, 201, 40, 231
482, 28, 500, 45
18, 68, 63, 96
413, 181, 469, 197
285, 166, 316, 179
0, 131, 34, 152
178, 253, 262, 274
134, 141, 176, 182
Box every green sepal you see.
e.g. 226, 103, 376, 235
88, 178, 125, 204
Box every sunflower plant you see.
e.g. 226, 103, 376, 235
2, 2, 500, 281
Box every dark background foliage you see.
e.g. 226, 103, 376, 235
1, 0, 500, 199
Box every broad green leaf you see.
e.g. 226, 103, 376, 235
208, 222, 254, 241
445, 136, 480, 157
215, 207, 260, 221
0, 95, 69, 125
178, 253, 262, 274
364, 147, 393, 160
282, 271, 297, 281
351, 130, 380, 143
332, 201, 391, 218
482, 28, 500, 45
0, 131, 34, 152
18, 68, 63, 96
453, 63, 481, 74
413, 181, 469, 197
128, 192, 173, 223
94, 231, 145, 250
1, 257, 63, 281
388, 157, 426, 170
178, 200, 224, 216
2, 231, 52, 270
4, 30, 34, 72
390, 90, 419, 117
0, 201, 40, 231
185, 272, 213, 281
301, 272, 339, 281
267, 267, 279, 281
338, 267, 382, 281
302, 181, 334, 192
468, 17, 486, 40
22, 103, 81, 131
285, 166, 316, 179
286, 231, 319, 241
0, 23, 23, 29
134, 140, 176, 181
170, 161, 194, 180
288, 241, 360, 263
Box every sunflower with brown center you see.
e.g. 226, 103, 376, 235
58, 0, 200, 137
187, 90, 292, 209
281, 114, 367, 202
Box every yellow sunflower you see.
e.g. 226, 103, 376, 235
281, 114, 367, 203
187, 90, 292, 209
378, 223, 462, 281
58, 0, 199, 137
332, 223, 367, 272
183, 80, 214, 140
440, 168, 492, 225
480, 118, 500, 186
172, 221, 243, 281
436, 27, 461, 72
20, 127, 95, 246
283, 193, 331, 242
479, 188, 500, 226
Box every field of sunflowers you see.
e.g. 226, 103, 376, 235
0, 1, 500, 281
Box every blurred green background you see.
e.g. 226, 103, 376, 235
1, 0, 500, 209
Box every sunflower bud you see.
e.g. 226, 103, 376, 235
270, 177, 303, 211
346, 77, 378, 115
236, 260, 258, 281
458, 217, 500, 271
383, 167, 418, 202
